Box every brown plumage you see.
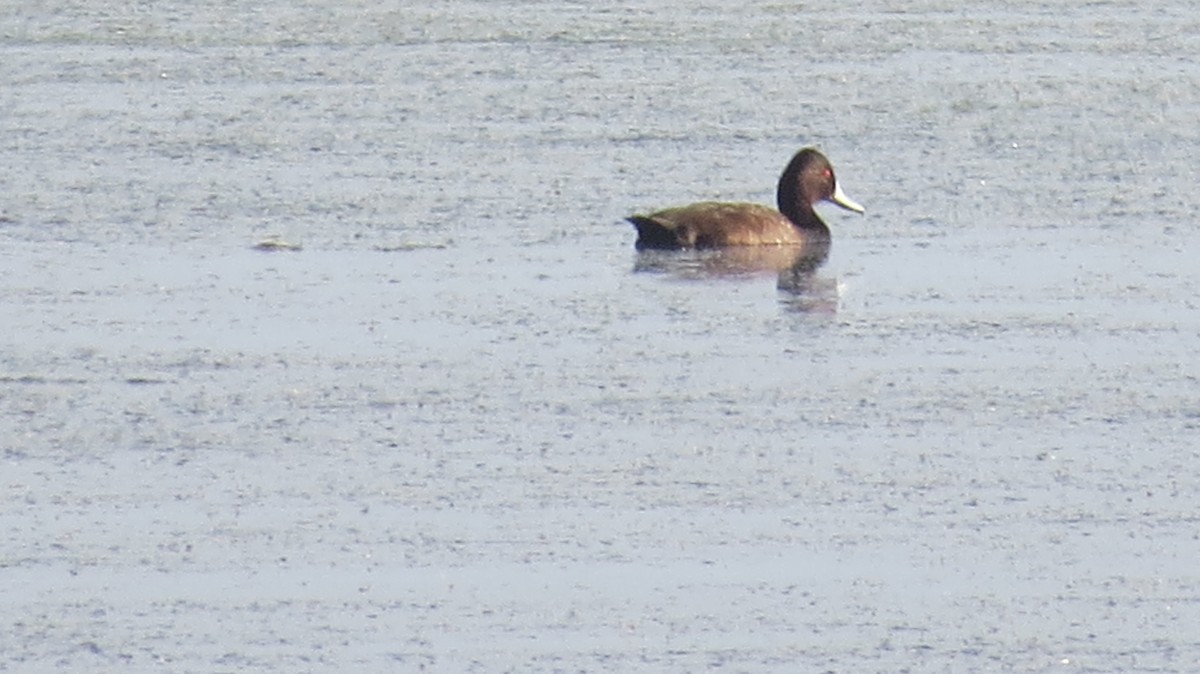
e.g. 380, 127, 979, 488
627, 148, 864, 250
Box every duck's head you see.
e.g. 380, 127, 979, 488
779, 148, 865, 215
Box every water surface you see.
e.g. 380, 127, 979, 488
3, 1, 1199, 671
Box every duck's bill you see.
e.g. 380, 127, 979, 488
830, 183, 865, 214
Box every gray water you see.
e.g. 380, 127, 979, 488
3, 1, 1200, 672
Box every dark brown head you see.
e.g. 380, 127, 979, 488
776, 148, 865, 227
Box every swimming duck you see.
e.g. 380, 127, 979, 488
627, 148, 864, 249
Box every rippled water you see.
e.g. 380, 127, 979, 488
3, 1, 1200, 671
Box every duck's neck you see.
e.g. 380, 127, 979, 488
776, 179, 828, 235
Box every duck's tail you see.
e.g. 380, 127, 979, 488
627, 216, 681, 250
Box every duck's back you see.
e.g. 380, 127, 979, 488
628, 202, 805, 249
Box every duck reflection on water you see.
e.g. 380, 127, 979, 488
633, 238, 840, 313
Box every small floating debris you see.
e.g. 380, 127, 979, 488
126, 376, 167, 385
375, 242, 449, 252
0, 374, 48, 385
0, 374, 88, 385
252, 237, 303, 252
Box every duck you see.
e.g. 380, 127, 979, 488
627, 147, 864, 250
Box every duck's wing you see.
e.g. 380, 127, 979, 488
628, 202, 797, 249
